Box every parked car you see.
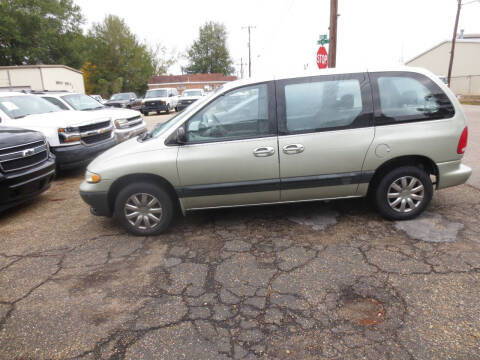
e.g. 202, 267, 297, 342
0, 126, 56, 211
37, 92, 147, 142
90, 94, 106, 104
141, 88, 179, 115
79, 67, 471, 235
0, 92, 117, 169
105, 92, 141, 110
177, 89, 205, 111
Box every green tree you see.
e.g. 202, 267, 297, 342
0, 0, 85, 67
185, 22, 234, 75
84, 15, 165, 96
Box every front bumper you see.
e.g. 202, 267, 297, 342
51, 136, 117, 170
115, 122, 147, 142
79, 189, 112, 217
437, 160, 472, 189
0, 156, 56, 211
142, 102, 168, 113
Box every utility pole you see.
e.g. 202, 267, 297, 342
242, 26, 256, 77
447, 0, 462, 87
236, 58, 246, 79
328, 0, 338, 68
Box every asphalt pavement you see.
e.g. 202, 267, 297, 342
0, 108, 479, 360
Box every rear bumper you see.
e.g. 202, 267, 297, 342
51, 137, 117, 170
0, 156, 56, 211
437, 160, 472, 189
79, 189, 112, 217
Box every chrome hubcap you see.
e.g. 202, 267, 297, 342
124, 193, 163, 229
387, 176, 424, 213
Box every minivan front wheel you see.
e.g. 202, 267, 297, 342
374, 166, 433, 220
114, 182, 175, 235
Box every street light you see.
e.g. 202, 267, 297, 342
447, 0, 480, 87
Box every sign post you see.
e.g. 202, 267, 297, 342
316, 35, 329, 69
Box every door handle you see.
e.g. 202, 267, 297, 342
253, 146, 275, 157
283, 144, 305, 154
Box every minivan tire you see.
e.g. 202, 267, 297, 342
114, 182, 175, 236
374, 166, 433, 221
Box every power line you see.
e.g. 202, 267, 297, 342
242, 26, 256, 77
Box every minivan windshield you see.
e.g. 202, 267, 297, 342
145, 89, 219, 139
62, 94, 104, 111
0, 95, 60, 119
145, 90, 168, 98
110, 93, 130, 101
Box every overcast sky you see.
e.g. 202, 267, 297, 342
75, 0, 480, 77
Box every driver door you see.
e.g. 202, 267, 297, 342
176, 82, 280, 210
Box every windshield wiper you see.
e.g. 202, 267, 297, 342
83, 106, 104, 111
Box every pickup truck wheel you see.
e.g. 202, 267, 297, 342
175, 106, 178, 112
142, 111, 148, 116
374, 166, 432, 221
165, 105, 170, 114
114, 182, 175, 236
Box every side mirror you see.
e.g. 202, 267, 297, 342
176, 126, 186, 144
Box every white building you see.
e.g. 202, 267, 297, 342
0, 65, 85, 93
406, 34, 480, 96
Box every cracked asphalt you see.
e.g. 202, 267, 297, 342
1, 108, 480, 360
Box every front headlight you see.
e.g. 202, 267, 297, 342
58, 127, 81, 143
85, 171, 101, 183
114, 118, 129, 129
44, 137, 50, 153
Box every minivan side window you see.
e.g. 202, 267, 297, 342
371, 72, 454, 124
185, 83, 271, 143
277, 73, 372, 134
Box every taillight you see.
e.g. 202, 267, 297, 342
457, 126, 468, 154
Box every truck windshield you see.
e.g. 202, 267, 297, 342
145, 90, 168, 98
110, 93, 130, 101
0, 95, 60, 119
62, 94, 104, 111
183, 90, 202, 97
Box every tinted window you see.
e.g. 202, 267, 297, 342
284, 78, 364, 132
373, 72, 454, 124
43, 97, 69, 110
186, 83, 270, 143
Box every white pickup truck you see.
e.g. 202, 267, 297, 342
0, 92, 117, 169
35, 91, 147, 142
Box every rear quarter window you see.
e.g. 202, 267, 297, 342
371, 71, 455, 125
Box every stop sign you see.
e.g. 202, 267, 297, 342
316, 46, 328, 69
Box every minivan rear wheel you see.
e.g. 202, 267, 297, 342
114, 182, 175, 236
374, 166, 433, 220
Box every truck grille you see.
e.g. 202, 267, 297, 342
180, 99, 196, 105
83, 132, 112, 144
0, 140, 48, 173
125, 115, 143, 128
79, 121, 111, 133
145, 101, 164, 106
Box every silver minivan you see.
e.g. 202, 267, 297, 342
80, 67, 471, 235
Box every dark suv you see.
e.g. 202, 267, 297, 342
105, 92, 141, 109
0, 127, 56, 211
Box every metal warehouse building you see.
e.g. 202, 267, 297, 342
0, 64, 85, 93
406, 34, 480, 96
